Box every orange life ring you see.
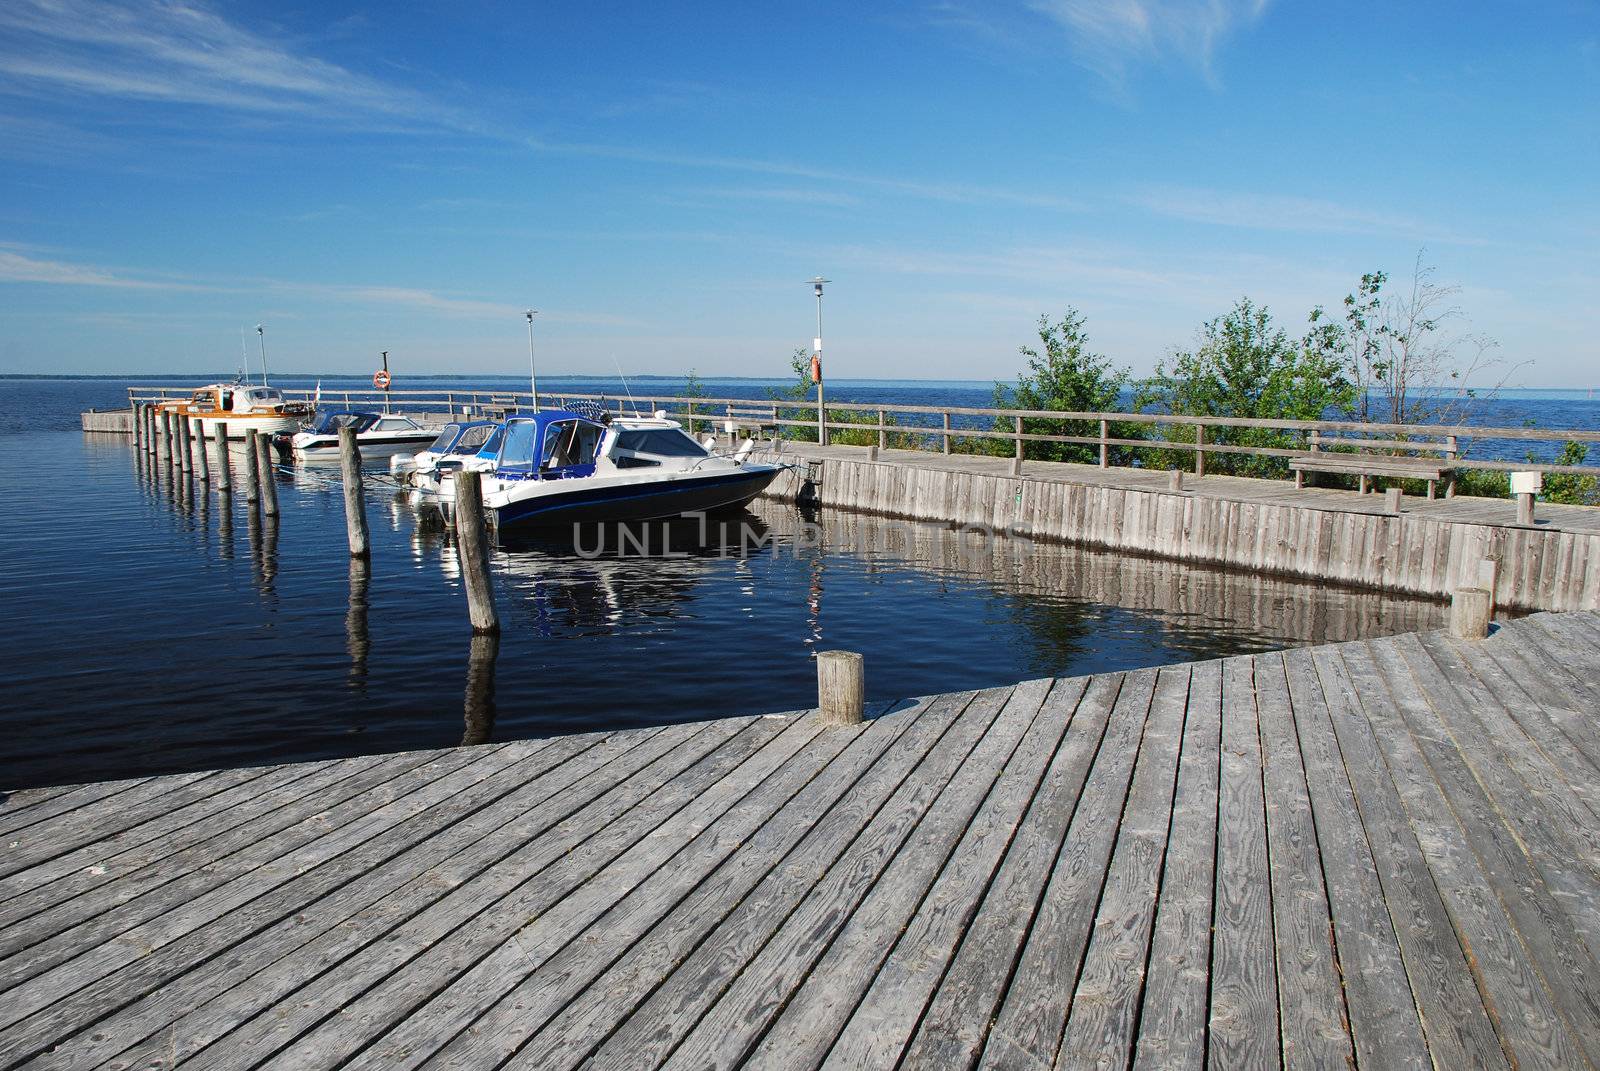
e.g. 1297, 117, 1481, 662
373, 369, 392, 389
810, 353, 822, 384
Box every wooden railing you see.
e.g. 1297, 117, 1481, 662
125, 386, 1600, 478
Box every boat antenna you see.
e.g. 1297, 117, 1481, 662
240, 326, 250, 383
525, 309, 540, 414
612, 354, 641, 417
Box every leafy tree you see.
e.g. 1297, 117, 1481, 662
1137, 297, 1355, 477
992, 309, 1136, 464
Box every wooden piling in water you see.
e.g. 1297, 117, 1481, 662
454, 471, 499, 633
339, 426, 370, 558
195, 420, 210, 482
244, 429, 260, 504
143, 406, 155, 456
816, 650, 865, 726
157, 411, 170, 464
214, 424, 231, 491
254, 431, 279, 517
132, 403, 144, 451
1449, 587, 1492, 640
178, 414, 193, 473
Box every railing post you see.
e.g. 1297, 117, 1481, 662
1099, 418, 1109, 468
942, 411, 951, 455
1445, 434, 1459, 497
877, 409, 886, 451
1014, 414, 1024, 461
1194, 423, 1206, 477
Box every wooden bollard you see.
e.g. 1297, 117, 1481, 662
455, 471, 500, 633
1449, 587, 1492, 641
132, 403, 144, 450
1384, 486, 1403, 514
817, 650, 865, 726
244, 429, 261, 504
214, 423, 231, 490
1167, 469, 1183, 492
158, 411, 172, 463
178, 414, 192, 473
1511, 470, 1540, 526
339, 426, 370, 558
254, 430, 279, 517
195, 420, 210, 482
143, 405, 154, 455
1516, 493, 1535, 526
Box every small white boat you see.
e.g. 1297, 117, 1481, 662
440, 408, 786, 528
286, 410, 444, 461
391, 420, 498, 490
156, 382, 303, 439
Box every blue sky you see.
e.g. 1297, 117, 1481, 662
0, 1, 1596, 383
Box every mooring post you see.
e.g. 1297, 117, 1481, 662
132, 402, 143, 450
1168, 469, 1183, 492
244, 429, 261, 504
195, 420, 210, 482
339, 426, 370, 558
1449, 587, 1492, 641
455, 471, 500, 633
1511, 470, 1540, 526
158, 411, 171, 464
179, 414, 194, 473
214, 422, 231, 491
817, 650, 865, 727
1384, 486, 1403, 514
254, 430, 279, 517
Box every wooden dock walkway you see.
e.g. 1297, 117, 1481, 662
4, 611, 1600, 1069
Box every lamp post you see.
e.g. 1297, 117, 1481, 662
808, 277, 829, 445
525, 309, 540, 413
255, 324, 269, 385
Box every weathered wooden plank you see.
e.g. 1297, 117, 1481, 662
765, 678, 1065, 1069
0, 770, 221, 875
1128, 660, 1221, 1071
897, 675, 1120, 1071
494, 698, 940, 1071
339, 711, 833, 1070
582, 688, 1006, 1071
1205, 655, 1279, 1071
0, 777, 159, 840
1252, 651, 1356, 1068
1054, 665, 1191, 1069
1281, 646, 1433, 1070
977, 668, 1157, 1069
1336, 641, 1587, 1070
653, 685, 1043, 1071
185, 717, 774, 1070
14, 728, 660, 1071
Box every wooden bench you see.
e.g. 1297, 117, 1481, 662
1290, 431, 1456, 498
724, 403, 779, 440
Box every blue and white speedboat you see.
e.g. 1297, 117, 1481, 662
439, 409, 786, 528
286, 410, 443, 461
391, 420, 498, 490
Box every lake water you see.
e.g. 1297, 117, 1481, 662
6, 376, 1586, 790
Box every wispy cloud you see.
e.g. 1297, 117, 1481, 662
1128, 184, 1484, 243
0, 0, 472, 129
0, 248, 187, 288
1027, 0, 1270, 86
0, 245, 638, 325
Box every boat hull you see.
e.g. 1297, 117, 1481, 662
491, 466, 783, 528
156, 413, 298, 439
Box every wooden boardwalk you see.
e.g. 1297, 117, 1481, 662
3, 611, 1600, 1069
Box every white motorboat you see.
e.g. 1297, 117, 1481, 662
391, 420, 498, 491
440, 408, 787, 528
284, 409, 444, 461
156, 382, 303, 439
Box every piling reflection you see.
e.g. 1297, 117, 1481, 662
346, 557, 370, 690
217, 495, 234, 560
461, 632, 499, 745
249, 511, 279, 596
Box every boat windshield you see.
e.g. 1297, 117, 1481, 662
307, 411, 377, 435
497, 419, 539, 473
457, 425, 494, 452
425, 424, 463, 452
610, 428, 708, 458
